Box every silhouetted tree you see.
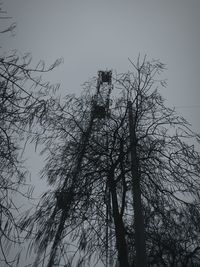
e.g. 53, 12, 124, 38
20, 57, 200, 267
0, 6, 61, 264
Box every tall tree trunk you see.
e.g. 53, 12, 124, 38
108, 169, 130, 267
128, 100, 148, 267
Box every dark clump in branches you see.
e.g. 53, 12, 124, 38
20, 57, 200, 267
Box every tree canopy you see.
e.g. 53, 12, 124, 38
20, 57, 200, 267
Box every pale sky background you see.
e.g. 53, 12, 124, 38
1, 0, 200, 266
3, 0, 200, 133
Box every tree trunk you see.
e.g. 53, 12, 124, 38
128, 100, 148, 267
108, 169, 130, 267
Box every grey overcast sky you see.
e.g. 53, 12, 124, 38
3, 0, 200, 132
1, 1, 200, 266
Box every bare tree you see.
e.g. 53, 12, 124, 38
0, 6, 62, 264
20, 57, 200, 267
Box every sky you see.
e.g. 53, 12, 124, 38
3, 0, 200, 133
1, 0, 200, 265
